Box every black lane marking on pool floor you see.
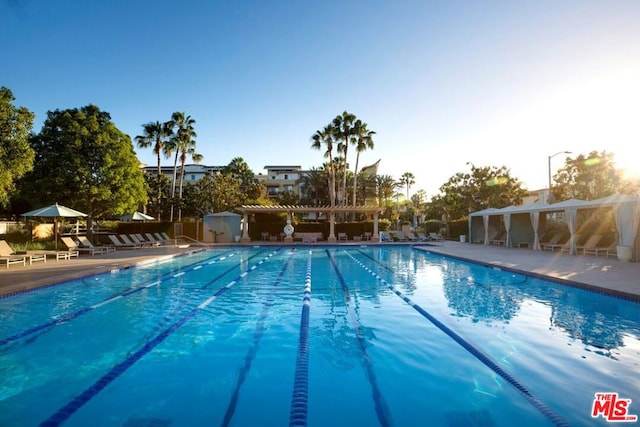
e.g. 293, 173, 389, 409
326, 249, 392, 427
289, 250, 313, 427
220, 250, 297, 427
39, 249, 281, 427
345, 249, 570, 427
0, 250, 243, 348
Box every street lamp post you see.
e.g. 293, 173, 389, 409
547, 151, 571, 204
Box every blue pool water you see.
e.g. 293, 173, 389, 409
0, 246, 638, 426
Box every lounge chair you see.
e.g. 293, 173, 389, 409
62, 237, 106, 256
129, 234, 159, 247
107, 235, 140, 249
145, 233, 169, 246
338, 232, 348, 241
0, 240, 32, 268
540, 233, 565, 251
379, 231, 394, 242
575, 234, 604, 255
583, 239, 618, 257
428, 232, 444, 241
406, 232, 419, 242
558, 234, 582, 254
416, 232, 428, 241
395, 231, 409, 241
27, 249, 78, 261
78, 236, 116, 253
362, 232, 372, 241
490, 231, 506, 246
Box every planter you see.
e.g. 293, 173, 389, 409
617, 245, 633, 262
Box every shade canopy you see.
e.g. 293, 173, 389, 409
22, 203, 87, 218
119, 211, 155, 222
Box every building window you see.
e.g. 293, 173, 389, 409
284, 174, 288, 180
191, 175, 196, 180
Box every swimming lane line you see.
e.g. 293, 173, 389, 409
39, 249, 279, 427
0, 250, 241, 347
326, 249, 392, 427
289, 250, 313, 427
345, 250, 570, 427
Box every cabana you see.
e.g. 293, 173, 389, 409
468, 195, 640, 261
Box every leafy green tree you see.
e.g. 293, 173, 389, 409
183, 172, 244, 216
351, 120, 376, 208
277, 190, 299, 205
23, 104, 146, 231
399, 172, 415, 201
439, 164, 527, 220
0, 87, 35, 208
553, 151, 638, 201
135, 120, 172, 219
311, 125, 337, 208
143, 173, 171, 220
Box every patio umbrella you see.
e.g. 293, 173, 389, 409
119, 211, 155, 222
22, 203, 88, 248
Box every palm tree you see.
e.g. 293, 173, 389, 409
311, 125, 337, 208
332, 111, 357, 205
400, 172, 415, 202
135, 121, 171, 219
376, 174, 398, 207
166, 111, 197, 221
177, 144, 202, 221
224, 157, 254, 190
351, 119, 376, 209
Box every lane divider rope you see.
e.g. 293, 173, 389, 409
0, 251, 242, 347
288, 250, 313, 427
326, 249, 392, 427
39, 249, 280, 427
344, 250, 570, 427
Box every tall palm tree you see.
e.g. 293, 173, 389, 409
224, 157, 254, 190
311, 125, 336, 208
166, 111, 197, 221
332, 111, 357, 205
135, 121, 171, 219
400, 172, 415, 202
351, 119, 376, 209
177, 144, 202, 221
376, 174, 398, 207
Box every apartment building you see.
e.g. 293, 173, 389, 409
141, 164, 306, 199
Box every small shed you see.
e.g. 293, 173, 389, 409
203, 211, 242, 243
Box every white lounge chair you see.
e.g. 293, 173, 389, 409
107, 235, 140, 249
0, 240, 31, 268
62, 237, 106, 256
78, 236, 115, 253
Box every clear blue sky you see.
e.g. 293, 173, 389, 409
3, 0, 639, 198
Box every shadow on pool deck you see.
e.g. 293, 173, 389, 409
1, 241, 638, 301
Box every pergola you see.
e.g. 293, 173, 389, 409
235, 205, 386, 243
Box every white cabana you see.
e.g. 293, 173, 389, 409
468, 195, 640, 261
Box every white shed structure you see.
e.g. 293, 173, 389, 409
203, 211, 242, 244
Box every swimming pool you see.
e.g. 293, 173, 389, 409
0, 246, 638, 426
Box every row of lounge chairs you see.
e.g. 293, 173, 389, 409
540, 232, 618, 258
61, 233, 174, 255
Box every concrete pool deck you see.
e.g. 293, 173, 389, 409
1, 241, 638, 301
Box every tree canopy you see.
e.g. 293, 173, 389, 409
0, 87, 35, 208
22, 105, 147, 220
552, 151, 639, 201
436, 164, 527, 220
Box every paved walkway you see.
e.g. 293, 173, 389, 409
1, 241, 638, 301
